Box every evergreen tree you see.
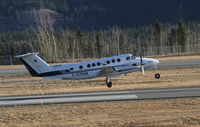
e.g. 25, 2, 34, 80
75, 27, 87, 58
168, 28, 177, 53
67, 34, 74, 59
119, 32, 127, 54
95, 32, 102, 58
154, 21, 163, 55
177, 20, 187, 53
0, 42, 4, 64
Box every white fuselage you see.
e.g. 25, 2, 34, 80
43, 54, 159, 80
16, 53, 160, 88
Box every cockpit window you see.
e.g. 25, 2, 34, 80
131, 56, 136, 59
126, 56, 131, 60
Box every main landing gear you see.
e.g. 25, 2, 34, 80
106, 78, 112, 88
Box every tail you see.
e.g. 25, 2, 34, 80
15, 53, 51, 76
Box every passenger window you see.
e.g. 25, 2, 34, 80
126, 57, 131, 60
117, 58, 121, 62
107, 60, 110, 64
97, 62, 101, 66
92, 63, 96, 67
79, 65, 83, 69
87, 64, 91, 68
112, 59, 115, 63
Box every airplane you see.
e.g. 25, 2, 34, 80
15, 53, 160, 88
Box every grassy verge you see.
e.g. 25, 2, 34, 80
1, 98, 200, 127
0, 67, 200, 96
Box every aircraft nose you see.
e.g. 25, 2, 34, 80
153, 59, 159, 65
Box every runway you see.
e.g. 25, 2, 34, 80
0, 59, 200, 106
0, 59, 200, 75
1, 87, 200, 106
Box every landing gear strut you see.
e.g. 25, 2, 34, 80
106, 78, 112, 88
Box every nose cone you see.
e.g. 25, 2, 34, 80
153, 59, 159, 65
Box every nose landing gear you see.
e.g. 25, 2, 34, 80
155, 73, 160, 79
154, 66, 160, 79
106, 78, 112, 88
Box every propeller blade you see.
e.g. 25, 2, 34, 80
140, 55, 145, 76
140, 55, 142, 65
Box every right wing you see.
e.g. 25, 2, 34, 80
98, 66, 119, 77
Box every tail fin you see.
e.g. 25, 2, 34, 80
16, 53, 51, 76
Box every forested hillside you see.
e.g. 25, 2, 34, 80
0, 0, 200, 64
1, 0, 200, 31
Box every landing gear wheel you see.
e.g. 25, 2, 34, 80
106, 78, 112, 88
107, 81, 112, 88
155, 73, 160, 79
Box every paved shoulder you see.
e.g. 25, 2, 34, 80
158, 60, 200, 69
1, 87, 200, 106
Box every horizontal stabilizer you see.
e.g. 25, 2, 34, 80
15, 53, 39, 58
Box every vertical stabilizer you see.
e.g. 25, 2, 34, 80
16, 53, 50, 76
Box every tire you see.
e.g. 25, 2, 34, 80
155, 73, 160, 79
107, 82, 112, 88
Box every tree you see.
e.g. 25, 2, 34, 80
95, 32, 102, 58
75, 27, 87, 58
168, 28, 177, 53
119, 32, 128, 54
177, 20, 187, 53
154, 21, 163, 55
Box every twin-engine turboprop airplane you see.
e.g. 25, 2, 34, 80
16, 53, 160, 88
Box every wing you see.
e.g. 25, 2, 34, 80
98, 66, 119, 77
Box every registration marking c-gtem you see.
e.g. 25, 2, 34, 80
72, 72, 89, 77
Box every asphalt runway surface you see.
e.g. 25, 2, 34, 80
0, 59, 200, 106
0, 59, 200, 75
0, 87, 200, 106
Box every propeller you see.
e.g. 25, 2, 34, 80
140, 55, 145, 76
